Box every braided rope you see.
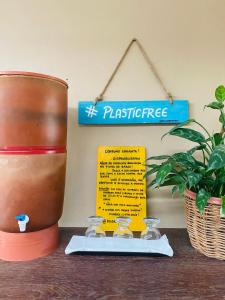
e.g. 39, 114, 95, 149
94, 38, 174, 105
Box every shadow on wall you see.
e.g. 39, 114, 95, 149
146, 188, 185, 228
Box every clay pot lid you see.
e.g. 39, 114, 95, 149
0, 71, 68, 87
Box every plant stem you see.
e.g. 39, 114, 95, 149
220, 109, 225, 134
203, 146, 211, 157
201, 149, 206, 164
193, 120, 214, 150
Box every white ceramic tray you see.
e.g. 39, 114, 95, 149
65, 235, 173, 257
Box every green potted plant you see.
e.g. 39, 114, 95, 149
146, 85, 225, 259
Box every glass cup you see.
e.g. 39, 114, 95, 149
85, 216, 106, 238
113, 216, 133, 239
140, 217, 161, 240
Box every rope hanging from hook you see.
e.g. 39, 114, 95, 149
94, 38, 174, 105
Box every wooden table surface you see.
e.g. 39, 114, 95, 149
0, 228, 224, 300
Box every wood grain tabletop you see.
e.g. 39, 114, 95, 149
0, 228, 224, 300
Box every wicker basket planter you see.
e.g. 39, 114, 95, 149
185, 189, 225, 260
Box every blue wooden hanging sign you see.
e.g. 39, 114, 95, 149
78, 100, 189, 125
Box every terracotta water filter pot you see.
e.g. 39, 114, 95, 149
0, 72, 68, 261
0, 71, 67, 147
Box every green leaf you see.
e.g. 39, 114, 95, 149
156, 163, 172, 185
219, 112, 225, 124
147, 155, 170, 161
200, 176, 215, 186
213, 133, 223, 146
208, 145, 225, 171
169, 128, 206, 143
159, 175, 184, 186
197, 166, 206, 175
161, 119, 195, 140
196, 188, 211, 214
145, 164, 159, 169
144, 166, 160, 178
147, 179, 157, 188
185, 171, 202, 189
178, 183, 185, 193
218, 173, 225, 183
172, 185, 178, 196
205, 101, 224, 109
220, 195, 225, 217
194, 160, 207, 168
215, 85, 225, 102
172, 152, 196, 168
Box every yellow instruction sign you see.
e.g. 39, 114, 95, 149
96, 146, 146, 231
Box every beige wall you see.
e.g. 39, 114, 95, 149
0, 0, 225, 227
